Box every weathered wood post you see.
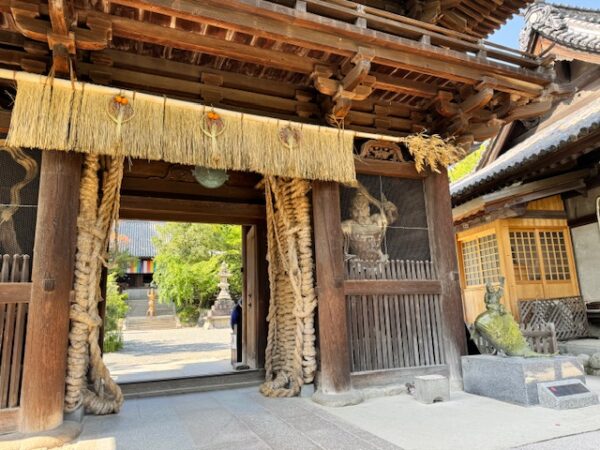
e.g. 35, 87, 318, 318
424, 170, 467, 384
20, 151, 82, 432
312, 181, 362, 405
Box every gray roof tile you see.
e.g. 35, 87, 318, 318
116, 220, 163, 258
451, 95, 600, 200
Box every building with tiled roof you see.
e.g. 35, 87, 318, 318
117, 220, 164, 287
521, 1, 600, 61
450, 1, 600, 324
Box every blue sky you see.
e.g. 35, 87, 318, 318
488, 0, 597, 49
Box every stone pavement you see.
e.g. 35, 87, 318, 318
60, 376, 600, 450
318, 376, 600, 450
516, 430, 600, 450
63, 388, 400, 450
103, 328, 232, 383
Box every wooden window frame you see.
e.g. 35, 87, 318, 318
508, 226, 573, 285
458, 231, 500, 288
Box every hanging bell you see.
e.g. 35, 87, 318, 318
192, 166, 229, 189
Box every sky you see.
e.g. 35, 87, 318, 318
488, 0, 598, 50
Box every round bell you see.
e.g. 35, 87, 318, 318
192, 166, 229, 189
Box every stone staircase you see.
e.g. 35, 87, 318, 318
124, 288, 178, 331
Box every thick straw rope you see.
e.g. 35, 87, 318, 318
260, 177, 317, 397
65, 155, 124, 414
7, 77, 356, 184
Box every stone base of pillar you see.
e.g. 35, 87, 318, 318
2, 421, 82, 450
311, 389, 364, 407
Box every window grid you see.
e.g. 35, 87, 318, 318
509, 231, 541, 281
539, 231, 571, 281
461, 234, 501, 287
478, 234, 501, 284
462, 239, 481, 286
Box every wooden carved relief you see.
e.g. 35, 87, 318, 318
359, 139, 405, 162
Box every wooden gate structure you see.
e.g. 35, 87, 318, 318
0, 0, 561, 438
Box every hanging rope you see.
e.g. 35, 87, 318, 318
65, 154, 125, 414
260, 177, 317, 397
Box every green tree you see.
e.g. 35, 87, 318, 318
104, 272, 129, 352
449, 142, 487, 183
152, 223, 242, 313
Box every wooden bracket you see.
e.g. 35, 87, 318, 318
314, 49, 375, 122
11, 0, 110, 75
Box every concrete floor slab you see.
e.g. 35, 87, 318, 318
63, 387, 401, 450
60, 377, 600, 450
316, 376, 600, 450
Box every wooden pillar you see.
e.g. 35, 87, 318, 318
312, 181, 353, 394
424, 170, 467, 382
20, 151, 82, 433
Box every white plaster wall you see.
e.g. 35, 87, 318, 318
571, 222, 600, 303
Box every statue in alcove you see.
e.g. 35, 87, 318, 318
0, 147, 38, 255
341, 183, 399, 262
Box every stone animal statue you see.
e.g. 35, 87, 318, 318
473, 277, 544, 357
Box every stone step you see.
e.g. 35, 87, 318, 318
126, 299, 176, 318
119, 369, 265, 399
125, 315, 178, 330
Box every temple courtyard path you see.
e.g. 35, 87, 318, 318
103, 327, 232, 383
61, 378, 600, 449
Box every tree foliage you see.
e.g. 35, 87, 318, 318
104, 272, 129, 352
448, 142, 487, 183
152, 223, 242, 309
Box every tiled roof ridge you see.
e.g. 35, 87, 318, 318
520, 1, 600, 53
450, 95, 600, 201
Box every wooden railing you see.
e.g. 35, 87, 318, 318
275, 0, 545, 71
0, 254, 31, 432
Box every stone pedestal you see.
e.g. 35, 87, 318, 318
204, 262, 235, 329
462, 355, 585, 406
203, 299, 234, 329
414, 375, 450, 404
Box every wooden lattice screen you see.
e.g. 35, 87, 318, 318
0, 254, 30, 410
519, 297, 588, 341
346, 259, 445, 372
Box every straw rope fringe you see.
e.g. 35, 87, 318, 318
65, 154, 124, 415
260, 177, 317, 398
7, 78, 356, 183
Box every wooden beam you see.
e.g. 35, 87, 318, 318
102, 0, 548, 97
0, 283, 32, 304
109, 15, 320, 74
312, 181, 352, 394
47, 0, 74, 74
98, 49, 301, 99
344, 280, 441, 296
354, 159, 425, 179
424, 169, 466, 383
120, 195, 266, 225
20, 151, 82, 433
76, 62, 316, 116
373, 74, 438, 98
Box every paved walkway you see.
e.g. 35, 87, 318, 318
104, 328, 232, 383
319, 377, 600, 450
65, 388, 399, 450
62, 379, 600, 450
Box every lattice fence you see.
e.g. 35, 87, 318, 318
519, 297, 588, 341
468, 323, 558, 355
